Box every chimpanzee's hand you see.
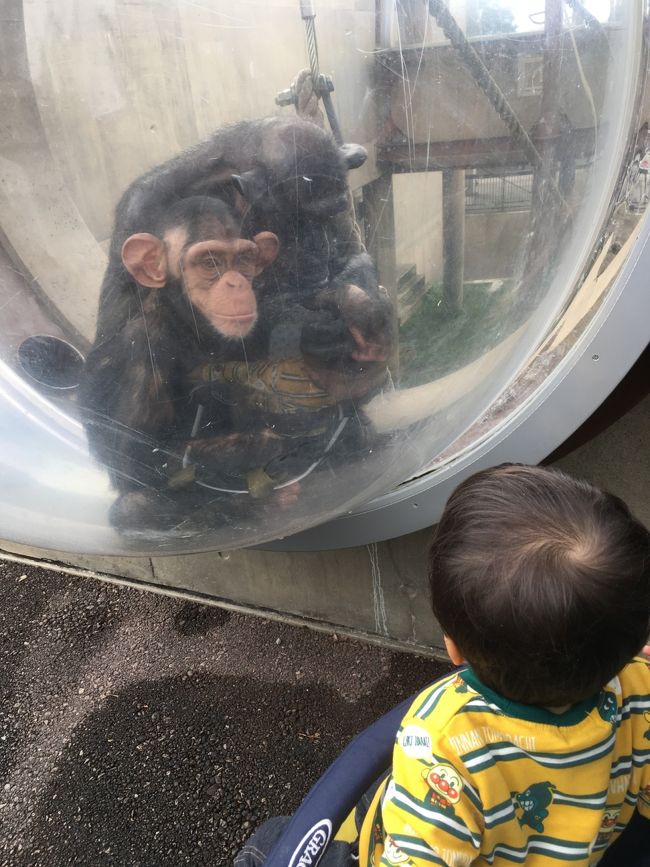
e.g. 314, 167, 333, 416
341, 284, 395, 363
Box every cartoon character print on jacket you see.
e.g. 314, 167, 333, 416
597, 691, 618, 724
643, 710, 650, 740
594, 808, 620, 847
383, 834, 415, 865
422, 763, 464, 814
511, 782, 557, 832
452, 674, 470, 694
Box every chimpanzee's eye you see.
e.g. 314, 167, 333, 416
309, 176, 329, 196
237, 250, 257, 271
198, 254, 224, 274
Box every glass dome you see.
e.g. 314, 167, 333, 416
0, 0, 647, 554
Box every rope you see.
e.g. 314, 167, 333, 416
428, 0, 542, 170
428, 0, 569, 214
294, 68, 326, 127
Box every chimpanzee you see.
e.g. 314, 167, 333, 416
80, 196, 392, 530
95, 115, 393, 365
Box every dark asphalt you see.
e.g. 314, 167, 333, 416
0, 558, 449, 866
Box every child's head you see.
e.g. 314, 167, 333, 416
429, 464, 650, 706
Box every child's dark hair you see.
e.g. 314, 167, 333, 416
429, 464, 650, 706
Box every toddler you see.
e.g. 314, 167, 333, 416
237, 465, 650, 866
360, 465, 650, 866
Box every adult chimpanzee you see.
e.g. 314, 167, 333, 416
80, 196, 392, 530
95, 115, 393, 365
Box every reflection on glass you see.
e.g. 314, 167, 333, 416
0, 0, 646, 550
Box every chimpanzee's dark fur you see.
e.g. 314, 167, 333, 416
81, 118, 396, 531
95, 116, 389, 350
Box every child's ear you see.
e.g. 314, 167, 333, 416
444, 636, 465, 666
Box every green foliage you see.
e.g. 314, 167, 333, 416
397, 280, 516, 387
479, 1, 516, 34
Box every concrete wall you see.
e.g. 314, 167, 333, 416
553, 391, 650, 532
24, 0, 380, 242
392, 175, 531, 284
1, 528, 444, 654
387, 26, 616, 145
465, 210, 528, 280
0, 0, 381, 341
393, 172, 443, 283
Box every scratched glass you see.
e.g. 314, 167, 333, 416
0, 0, 646, 554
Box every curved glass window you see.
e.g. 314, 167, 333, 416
0, 0, 647, 554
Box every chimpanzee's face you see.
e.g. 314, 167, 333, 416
166, 222, 278, 339
178, 236, 262, 338
120, 213, 279, 341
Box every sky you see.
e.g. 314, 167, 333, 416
509, 0, 612, 31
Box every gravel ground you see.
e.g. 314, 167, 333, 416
0, 559, 449, 866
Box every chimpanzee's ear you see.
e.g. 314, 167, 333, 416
121, 233, 167, 288
339, 143, 367, 170
252, 231, 280, 273
232, 169, 268, 203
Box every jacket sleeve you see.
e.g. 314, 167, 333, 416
628, 658, 650, 821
